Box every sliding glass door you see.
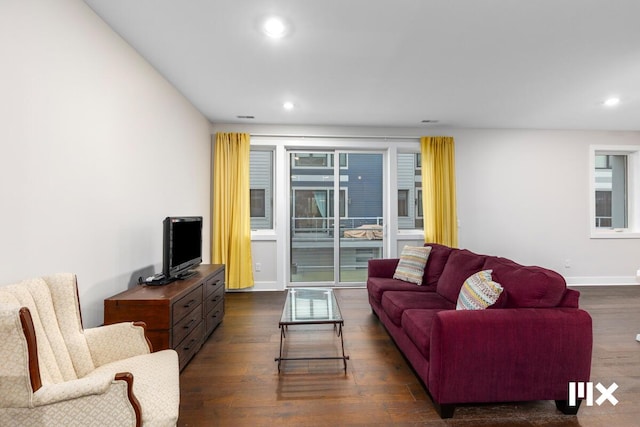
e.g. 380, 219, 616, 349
289, 150, 384, 286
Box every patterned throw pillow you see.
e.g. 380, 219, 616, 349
393, 246, 432, 285
456, 270, 504, 310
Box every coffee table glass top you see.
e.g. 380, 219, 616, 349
280, 288, 343, 324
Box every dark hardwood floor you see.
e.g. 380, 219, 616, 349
178, 286, 640, 426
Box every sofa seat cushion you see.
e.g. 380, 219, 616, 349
381, 291, 454, 326
436, 249, 487, 303
91, 349, 179, 427
402, 309, 447, 360
483, 257, 566, 308
367, 277, 436, 305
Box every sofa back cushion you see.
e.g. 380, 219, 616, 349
483, 257, 567, 308
436, 249, 487, 303
422, 243, 454, 287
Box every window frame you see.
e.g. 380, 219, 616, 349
589, 145, 640, 239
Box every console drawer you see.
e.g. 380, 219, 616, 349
205, 299, 224, 337
172, 304, 203, 347
204, 271, 224, 297
175, 321, 204, 370
205, 284, 225, 314
172, 286, 202, 323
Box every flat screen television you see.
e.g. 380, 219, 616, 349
163, 216, 203, 280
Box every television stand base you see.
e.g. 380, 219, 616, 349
176, 270, 197, 280
145, 276, 176, 286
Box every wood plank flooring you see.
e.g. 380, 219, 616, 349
178, 286, 640, 426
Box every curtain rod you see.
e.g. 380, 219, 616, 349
249, 133, 421, 141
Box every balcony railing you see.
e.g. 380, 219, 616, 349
291, 216, 383, 236
595, 216, 612, 228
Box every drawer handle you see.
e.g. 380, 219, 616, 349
183, 339, 197, 351
211, 295, 220, 302
210, 279, 220, 286
183, 299, 197, 308
211, 310, 220, 319
184, 319, 196, 329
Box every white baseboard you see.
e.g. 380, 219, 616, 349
225, 281, 283, 292
230, 279, 640, 291
565, 276, 639, 286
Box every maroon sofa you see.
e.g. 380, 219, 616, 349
367, 243, 593, 418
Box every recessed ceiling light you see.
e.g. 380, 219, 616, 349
283, 101, 295, 110
421, 119, 439, 123
236, 115, 255, 119
604, 97, 620, 107
263, 17, 288, 38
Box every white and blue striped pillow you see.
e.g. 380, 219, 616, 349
393, 246, 432, 285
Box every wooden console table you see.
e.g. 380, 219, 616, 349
104, 264, 225, 371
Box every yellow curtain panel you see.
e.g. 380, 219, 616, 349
212, 132, 254, 289
420, 136, 458, 248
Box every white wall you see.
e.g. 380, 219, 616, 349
213, 123, 640, 288
0, 0, 211, 327
454, 129, 640, 284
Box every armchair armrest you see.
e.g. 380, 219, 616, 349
428, 308, 593, 404
29, 372, 141, 426
367, 258, 400, 278
32, 371, 116, 406
85, 322, 151, 368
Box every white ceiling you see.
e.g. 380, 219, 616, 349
84, 0, 640, 131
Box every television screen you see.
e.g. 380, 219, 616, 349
163, 216, 202, 279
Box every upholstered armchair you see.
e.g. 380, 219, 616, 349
0, 274, 179, 426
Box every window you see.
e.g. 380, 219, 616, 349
416, 188, 423, 217
292, 188, 346, 235
293, 153, 347, 168
249, 149, 274, 230
398, 190, 409, 217
590, 146, 640, 238
594, 154, 627, 228
250, 189, 266, 217
397, 153, 423, 230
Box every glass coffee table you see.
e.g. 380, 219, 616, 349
275, 288, 349, 373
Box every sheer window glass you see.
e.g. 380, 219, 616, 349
398, 190, 409, 217
249, 149, 274, 230
397, 153, 423, 230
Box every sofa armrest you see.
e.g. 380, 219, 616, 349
367, 258, 400, 278
428, 308, 593, 405
85, 322, 151, 368
559, 288, 580, 308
